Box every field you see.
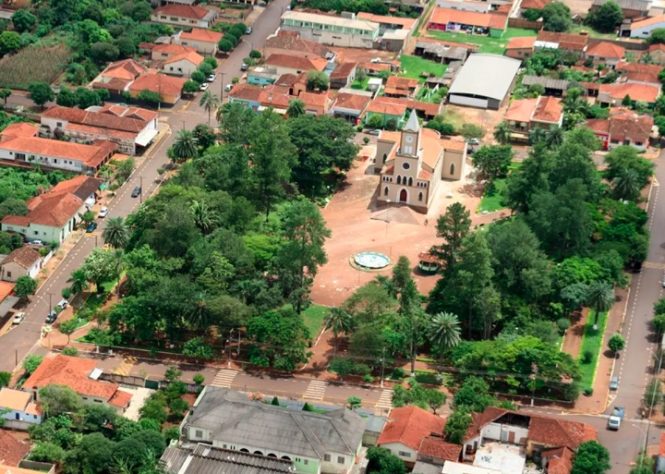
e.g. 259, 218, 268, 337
0, 42, 72, 89
427, 27, 538, 54
303, 304, 328, 340
477, 163, 520, 213
400, 55, 447, 81
577, 310, 608, 391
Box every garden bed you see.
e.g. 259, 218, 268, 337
578, 310, 608, 391
0, 41, 71, 89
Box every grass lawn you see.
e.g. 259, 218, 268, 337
569, 25, 618, 39
303, 304, 329, 339
351, 77, 370, 90
427, 27, 537, 54
577, 310, 608, 391
477, 162, 521, 213
400, 55, 447, 81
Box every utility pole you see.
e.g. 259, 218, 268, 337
139, 175, 144, 203
380, 347, 386, 388
530, 363, 538, 407
219, 72, 226, 104
48, 292, 52, 311
227, 328, 235, 368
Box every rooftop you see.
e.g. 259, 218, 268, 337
43, 104, 157, 134
281, 10, 379, 32
599, 82, 661, 103
631, 13, 665, 29
161, 443, 295, 473
0, 430, 30, 467
0, 246, 41, 269
153, 4, 214, 20
264, 53, 328, 72
536, 31, 588, 50
265, 30, 330, 56
0, 388, 31, 412
357, 12, 417, 29
128, 71, 187, 97
179, 28, 223, 43
448, 53, 521, 101
0, 134, 116, 168
163, 50, 204, 66
506, 36, 536, 49
586, 41, 625, 59
377, 406, 446, 452
474, 442, 525, 474
430, 7, 508, 30
332, 92, 372, 112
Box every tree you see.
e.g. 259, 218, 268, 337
12, 9, 37, 33
0, 371, 9, 388
392, 380, 447, 413
460, 123, 485, 140
431, 202, 471, 273
89, 42, 120, 64
306, 70, 329, 91
0, 31, 20, 55
14, 275, 36, 299
366, 446, 406, 474
218, 39, 234, 52
103, 217, 129, 249
0, 88, 11, 106
287, 99, 305, 118
82, 210, 95, 225
271, 396, 280, 406
136, 89, 162, 105
192, 123, 216, 150
607, 333, 625, 355
81, 247, 122, 292
587, 1, 623, 33
605, 145, 653, 197
23, 354, 42, 374
276, 198, 330, 313
183, 80, 199, 95
428, 312, 461, 352
648, 28, 665, 44
59, 319, 78, 344
453, 376, 496, 412
57, 86, 78, 107
471, 145, 513, 185
542, 1, 572, 31
182, 337, 214, 360
493, 121, 512, 144
29, 442, 65, 464
74, 87, 101, 109
64, 432, 115, 474
38, 384, 82, 417
612, 168, 641, 201
28, 82, 54, 108
444, 409, 472, 444
571, 441, 611, 474
653, 313, 665, 335
170, 129, 198, 162
199, 90, 220, 126
585, 281, 614, 328
68, 268, 88, 295
347, 396, 361, 410
325, 307, 353, 355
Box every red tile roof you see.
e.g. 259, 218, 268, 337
543, 447, 574, 474
330, 62, 357, 81
23, 354, 120, 402
536, 31, 588, 51
606, 107, 653, 143
129, 72, 186, 98
0, 430, 30, 467
659, 432, 665, 456
163, 50, 204, 66
0, 122, 38, 138
154, 4, 212, 20
332, 92, 371, 112
430, 7, 508, 30
229, 83, 263, 102
367, 97, 408, 116
506, 36, 536, 50
299, 91, 331, 114
377, 406, 446, 451
649, 43, 665, 53
631, 14, 665, 30
418, 435, 461, 462
100, 59, 146, 81
109, 390, 132, 409
357, 12, 416, 29
533, 96, 563, 123
1, 246, 41, 269
599, 82, 661, 103
587, 41, 625, 59
265, 53, 328, 72
152, 43, 197, 57
180, 28, 223, 44
258, 85, 291, 109
521, 0, 551, 9
43, 105, 156, 134
265, 31, 330, 56
0, 135, 116, 167
385, 76, 419, 93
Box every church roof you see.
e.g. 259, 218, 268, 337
404, 109, 420, 132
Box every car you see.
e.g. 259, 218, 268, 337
661, 279, 665, 288
131, 186, 142, 198
607, 406, 624, 430
97, 207, 109, 218
86, 221, 97, 233
30, 240, 44, 246
57, 299, 69, 310
609, 376, 619, 390
45, 311, 57, 324
12, 312, 25, 325
240, 63, 248, 71
207, 74, 216, 82
225, 84, 232, 92
468, 138, 480, 145
199, 82, 209, 91
366, 129, 381, 136
245, 26, 252, 34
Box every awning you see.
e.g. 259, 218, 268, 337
135, 128, 158, 147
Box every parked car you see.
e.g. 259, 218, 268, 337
57, 299, 68, 310
225, 84, 232, 92
45, 311, 57, 324
468, 138, 480, 145
207, 74, 216, 82
98, 207, 109, 218
609, 376, 619, 390
607, 406, 624, 430
200, 82, 209, 91
131, 186, 142, 198
30, 240, 44, 246
12, 312, 25, 325
240, 63, 248, 71
245, 26, 252, 34
86, 221, 97, 233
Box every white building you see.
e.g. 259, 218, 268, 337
280, 11, 380, 48
0, 246, 42, 282
630, 14, 665, 37
174, 28, 224, 55
151, 4, 217, 28
0, 388, 42, 429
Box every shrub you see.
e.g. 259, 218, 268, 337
329, 357, 371, 377
556, 317, 570, 333
415, 371, 442, 386
61, 346, 78, 356
391, 367, 405, 380
582, 350, 593, 364
61, 287, 72, 300
193, 373, 205, 385
363, 374, 374, 384
583, 387, 593, 396
23, 354, 43, 375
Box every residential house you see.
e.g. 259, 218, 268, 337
280, 11, 380, 49
0, 430, 31, 469
384, 76, 419, 98
585, 41, 625, 67
616, 61, 662, 85
357, 12, 417, 35
0, 122, 116, 174
228, 83, 263, 110
591, 0, 650, 19
428, 8, 508, 36
263, 53, 328, 77
22, 354, 132, 412
330, 62, 357, 89
366, 96, 442, 126
299, 91, 333, 115
264, 31, 332, 60
503, 96, 564, 140
587, 107, 653, 150
630, 14, 665, 37
150, 43, 197, 61
92, 59, 147, 95
128, 71, 187, 105
2, 176, 101, 243
0, 388, 41, 429
535, 30, 588, 54
331, 91, 372, 124
161, 50, 204, 77
597, 81, 661, 105
161, 443, 295, 474
181, 386, 365, 474
520, 0, 552, 13
648, 43, 665, 64
0, 246, 42, 282
437, 0, 493, 13
417, 435, 463, 466
40, 104, 159, 155
521, 75, 570, 96
151, 4, 217, 28
505, 36, 536, 60
374, 111, 467, 212
247, 66, 280, 86
414, 38, 473, 63
174, 28, 223, 55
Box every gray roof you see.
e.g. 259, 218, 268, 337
522, 75, 570, 91
592, 0, 649, 10
416, 41, 469, 60
186, 387, 365, 459
449, 54, 521, 101
413, 461, 444, 474
404, 109, 420, 132
161, 444, 295, 474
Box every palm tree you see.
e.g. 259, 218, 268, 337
428, 312, 461, 352
199, 90, 221, 125
612, 168, 641, 201
190, 200, 215, 234
585, 281, 615, 329
545, 126, 564, 148
493, 121, 511, 145
103, 217, 129, 249
287, 99, 305, 118
324, 307, 353, 356
68, 268, 88, 296
170, 129, 198, 162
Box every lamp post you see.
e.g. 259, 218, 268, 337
227, 328, 236, 368
219, 72, 226, 103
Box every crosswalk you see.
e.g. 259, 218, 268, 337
303, 380, 327, 401
375, 389, 393, 413
114, 356, 137, 376
211, 369, 238, 388
642, 261, 665, 270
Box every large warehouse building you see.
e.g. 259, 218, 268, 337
448, 54, 521, 109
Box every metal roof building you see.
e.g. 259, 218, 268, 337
448, 54, 521, 109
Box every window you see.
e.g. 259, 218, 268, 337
337, 456, 345, 464
324, 454, 331, 461
402, 162, 410, 170
6, 271, 10, 278
384, 187, 389, 196
450, 163, 455, 176
408, 177, 413, 186
398, 451, 411, 457
383, 153, 387, 163
303, 460, 309, 465
195, 429, 203, 438
418, 192, 423, 202
396, 176, 401, 184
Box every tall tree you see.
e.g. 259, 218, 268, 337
493, 121, 511, 144
199, 90, 220, 126
585, 281, 614, 328
217, 102, 255, 145
169, 129, 198, 162
471, 145, 513, 186
586, 0, 623, 33
431, 202, 472, 273
103, 217, 129, 249
287, 99, 305, 118
428, 312, 462, 352
612, 168, 641, 201
571, 441, 611, 474
27, 82, 54, 109
325, 307, 353, 355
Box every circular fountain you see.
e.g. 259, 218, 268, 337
352, 251, 391, 270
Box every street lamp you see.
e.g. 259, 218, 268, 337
219, 72, 226, 103
227, 328, 236, 368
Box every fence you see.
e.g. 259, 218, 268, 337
19, 460, 55, 473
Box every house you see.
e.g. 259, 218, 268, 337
585, 41, 625, 67
263, 53, 328, 77
521, 75, 570, 96
174, 28, 223, 55
535, 31, 589, 53
616, 61, 662, 85
247, 66, 280, 86
128, 71, 187, 105
91, 59, 147, 95
505, 36, 536, 60
374, 111, 467, 212
366, 96, 443, 126
299, 91, 333, 115
22, 354, 132, 412
376, 406, 447, 464
504, 96, 564, 140
161, 50, 204, 77
384, 76, 420, 98
357, 12, 417, 34
331, 91, 372, 124
417, 435, 463, 466
264, 31, 332, 60
228, 83, 263, 110
40, 104, 159, 155
630, 14, 665, 37
414, 38, 473, 63
587, 107, 653, 150
520, 0, 552, 12
161, 443, 295, 474
648, 43, 665, 64
0, 122, 117, 174
428, 8, 508, 36
591, 0, 650, 19
2, 176, 101, 243
151, 4, 217, 28
448, 54, 521, 109
0, 246, 42, 282
150, 43, 197, 61
0, 430, 31, 468
280, 11, 380, 49
0, 388, 41, 429
597, 82, 661, 105
330, 62, 357, 89
181, 386, 365, 474
437, 0, 493, 13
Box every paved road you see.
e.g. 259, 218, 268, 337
0, 0, 288, 374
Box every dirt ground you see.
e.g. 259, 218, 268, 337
443, 103, 508, 144
563, 0, 594, 16
329, 47, 397, 64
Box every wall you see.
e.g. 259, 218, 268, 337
380, 442, 418, 463
0, 146, 86, 173
2, 220, 71, 244
507, 17, 541, 30
163, 59, 199, 77
210, 438, 320, 474
481, 422, 529, 444
150, 13, 210, 29
1, 408, 42, 427
0, 259, 40, 282
281, 25, 376, 49
176, 37, 218, 55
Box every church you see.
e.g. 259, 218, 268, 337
373, 110, 467, 213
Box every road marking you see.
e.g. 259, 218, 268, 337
302, 380, 326, 401
641, 261, 665, 270
375, 389, 393, 412
211, 369, 238, 388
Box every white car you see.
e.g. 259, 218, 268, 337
57, 299, 69, 310
12, 312, 25, 325
200, 82, 209, 91
207, 74, 216, 82
225, 84, 232, 92
30, 240, 44, 246
98, 207, 109, 218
